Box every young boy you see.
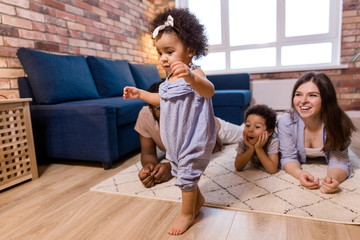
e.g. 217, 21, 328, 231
235, 104, 279, 174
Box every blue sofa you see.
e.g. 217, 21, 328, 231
207, 73, 251, 125
17, 48, 250, 169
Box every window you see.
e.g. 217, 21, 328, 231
176, 0, 343, 74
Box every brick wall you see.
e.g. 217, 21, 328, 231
0, 0, 358, 110
0, 0, 175, 99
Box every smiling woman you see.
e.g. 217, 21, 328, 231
277, 72, 356, 194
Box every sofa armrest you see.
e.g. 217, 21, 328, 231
207, 73, 250, 90
30, 104, 119, 163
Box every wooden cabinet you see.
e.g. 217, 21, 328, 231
0, 99, 38, 191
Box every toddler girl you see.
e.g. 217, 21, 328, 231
123, 8, 215, 235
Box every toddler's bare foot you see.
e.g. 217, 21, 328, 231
195, 190, 205, 216
167, 213, 194, 235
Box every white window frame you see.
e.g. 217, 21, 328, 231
176, 0, 345, 74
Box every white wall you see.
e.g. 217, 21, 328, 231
251, 79, 298, 111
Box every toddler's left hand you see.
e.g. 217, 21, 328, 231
170, 61, 194, 82
320, 176, 340, 194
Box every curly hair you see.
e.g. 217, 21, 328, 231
245, 104, 277, 132
149, 8, 208, 59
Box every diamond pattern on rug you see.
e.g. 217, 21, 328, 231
90, 144, 360, 224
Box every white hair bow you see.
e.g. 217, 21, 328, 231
152, 15, 174, 39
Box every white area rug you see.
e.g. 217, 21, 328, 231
91, 144, 360, 225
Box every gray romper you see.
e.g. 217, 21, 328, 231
159, 78, 216, 191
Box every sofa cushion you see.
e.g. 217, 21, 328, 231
208, 73, 250, 90
17, 48, 100, 104
55, 97, 146, 126
212, 90, 251, 107
86, 56, 136, 97
129, 63, 162, 90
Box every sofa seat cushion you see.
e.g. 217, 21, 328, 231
17, 48, 100, 104
212, 90, 251, 107
55, 97, 145, 126
86, 56, 136, 98
129, 63, 162, 90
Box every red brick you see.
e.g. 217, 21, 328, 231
69, 38, 87, 47
340, 80, 360, 88
3, 37, 34, 48
0, 68, 25, 78
0, 47, 17, 57
343, 10, 358, 17
351, 99, 360, 106
56, 10, 76, 22
1, 0, 29, 8
84, 11, 100, 22
46, 34, 69, 44
67, 22, 86, 32
92, 7, 107, 17
6, 58, 21, 68
342, 16, 360, 24
34, 41, 60, 52
96, 51, 111, 59
10, 79, 18, 89
338, 99, 353, 105
74, 1, 93, 11
44, 15, 67, 28
0, 79, 11, 89
79, 48, 96, 56
342, 23, 357, 30
0, 3, 16, 15
32, 22, 46, 32
342, 29, 360, 36
0, 58, 7, 67
19, 29, 46, 41
331, 74, 354, 81
17, 8, 45, 22
65, 5, 84, 16
0, 25, 19, 37
59, 45, 80, 55
43, 0, 65, 10
2, 15, 32, 29
84, 0, 99, 7
30, 2, 50, 15
341, 42, 360, 49
343, 36, 356, 42
85, 26, 102, 36
76, 16, 94, 26
336, 87, 356, 93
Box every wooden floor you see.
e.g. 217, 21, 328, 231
1, 117, 360, 240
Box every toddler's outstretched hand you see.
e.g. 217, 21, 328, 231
123, 86, 140, 99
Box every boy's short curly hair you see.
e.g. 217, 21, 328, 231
149, 8, 208, 59
245, 104, 277, 131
